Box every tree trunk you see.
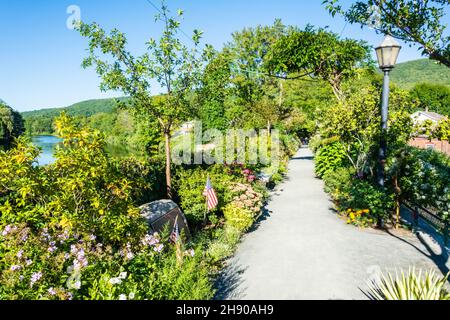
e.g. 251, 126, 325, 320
164, 130, 173, 199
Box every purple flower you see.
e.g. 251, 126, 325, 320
21, 234, 29, 242
89, 234, 96, 241
48, 288, 56, 296
48, 246, 57, 253
73, 281, 81, 290
2, 225, 12, 236
142, 234, 159, 247
25, 259, 33, 266
10, 265, 21, 271
154, 244, 164, 253
30, 272, 43, 287
17, 250, 24, 259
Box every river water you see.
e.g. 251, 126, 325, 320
31, 135, 62, 166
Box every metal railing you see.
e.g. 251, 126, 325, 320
402, 201, 449, 246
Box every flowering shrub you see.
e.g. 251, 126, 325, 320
345, 209, 373, 228
0, 224, 211, 300
393, 147, 449, 219
229, 182, 264, 215
223, 204, 255, 232
0, 114, 213, 300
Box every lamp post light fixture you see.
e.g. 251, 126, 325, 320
375, 35, 401, 227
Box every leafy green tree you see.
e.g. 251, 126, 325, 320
197, 52, 232, 131
77, 2, 206, 198
265, 26, 372, 100
323, 0, 450, 67
317, 73, 416, 177
0, 100, 24, 149
222, 20, 293, 129
410, 83, 450, 116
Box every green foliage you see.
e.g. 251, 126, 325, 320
77, 2, 209, 197
392, 59, 450, 90
367, 269, 450, 300
322, 167, 395, 226
0, 113, 146, 243
390, 147, 450, 219
323, 167, 355, 203
86, 246, 213, 300
223, 204, 255, 232
0, 101, 24, 149
315, 141, 347, 178
346, 179, 395, 222
0, 115, 214, 300
317, 74, 416, 177
410, 82, 450, 116
174, 166, 236, 225
266, 25, 372, 99
22, 98, 127, 135
206, 226, 242, 264
324, 1, 450, 68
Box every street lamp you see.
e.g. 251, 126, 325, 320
375, 35, 401, 227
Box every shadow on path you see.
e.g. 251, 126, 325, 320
386, 230, 450, 282
214, 264, 248, 300
291, 156, 314, 161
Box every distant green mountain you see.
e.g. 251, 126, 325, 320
22, 97, 128, 119
390, 59, 450, 90
21, 97, 129, 135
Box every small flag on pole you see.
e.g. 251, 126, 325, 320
203, 177, 218, 212
170, 216, 180, 243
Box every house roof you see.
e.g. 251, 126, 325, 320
411, 111, 446, 122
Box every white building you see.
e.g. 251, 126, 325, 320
411, 111, 445, 125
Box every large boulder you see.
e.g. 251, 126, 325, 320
140, 200, 191, 241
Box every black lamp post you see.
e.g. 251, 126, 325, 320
375, 35, 401, 227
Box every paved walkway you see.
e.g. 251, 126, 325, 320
216, 148, 449, 300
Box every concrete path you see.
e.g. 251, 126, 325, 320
216, 148, 449, 300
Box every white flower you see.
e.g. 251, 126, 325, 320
129, 292, 135, 299
109, 277, 122, 285
74, 281, 81, 290
119, 272, 127, 280
119, 294, 127, 300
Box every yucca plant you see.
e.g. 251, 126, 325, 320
367, 268, 450, 300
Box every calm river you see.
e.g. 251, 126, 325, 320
31, 135, 62, 166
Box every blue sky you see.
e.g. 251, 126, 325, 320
0, 0, 441, 112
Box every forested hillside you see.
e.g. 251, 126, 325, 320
390, 59, 450, 89
21, 97, 128, 135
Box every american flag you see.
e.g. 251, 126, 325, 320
203, 177, 218, 211
170, 217, 180, 243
